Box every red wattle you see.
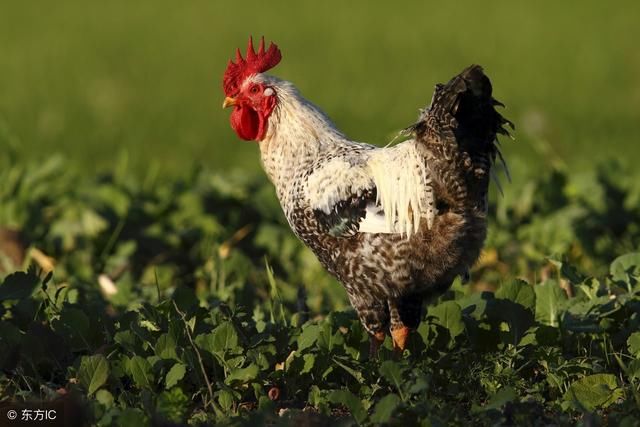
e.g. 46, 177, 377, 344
230, 106, 261, 141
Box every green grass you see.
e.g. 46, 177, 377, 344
1, 1, 639, 177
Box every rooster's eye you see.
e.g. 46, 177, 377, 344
250, 85, 260, 94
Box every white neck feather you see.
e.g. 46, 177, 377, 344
257, 77, 347, 189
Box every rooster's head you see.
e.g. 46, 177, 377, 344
222, 37, 282, 141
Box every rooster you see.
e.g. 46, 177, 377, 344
222, 37, 512, 355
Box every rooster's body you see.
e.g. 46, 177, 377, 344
222, 38, 511, 353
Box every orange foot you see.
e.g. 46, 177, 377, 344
391, 326, 410, 354
369, 331, 386, 359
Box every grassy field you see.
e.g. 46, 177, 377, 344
1, 1, 639, 177
1, 2, 640, 425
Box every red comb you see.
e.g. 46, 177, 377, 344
223, 36, 282, 96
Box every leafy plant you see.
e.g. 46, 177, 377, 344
1, 157, 639, 425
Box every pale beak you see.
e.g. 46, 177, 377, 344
222, 97, 237, 109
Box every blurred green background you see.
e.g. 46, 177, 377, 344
1, 1, 639, 177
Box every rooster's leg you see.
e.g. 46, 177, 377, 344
349, 293, 389, 359
389, 301, 411, 354
388, 296, 422, 355
369, 331, 386, 359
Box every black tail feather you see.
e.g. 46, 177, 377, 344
407, 65, 513, 153
404, 65, 513, 209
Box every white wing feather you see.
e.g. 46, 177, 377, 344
305, 141, 434, 238
357, 203, 393, 233
367, 142, 434, 236
305, 157, 374, 214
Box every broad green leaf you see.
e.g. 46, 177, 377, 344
155, 334, 178, 360
127, 355, 154, 389
563, 374, 623, 411
328, 389, 366, 424
371, 393, 401, 423
534, 280, 567, 327
518, 329, 538, 347
408, 377, 429, 394
297, 323, 320, 352
301, 353, 315, 374
487, 299, 535, 346
225, 363, 259, 385
379, 361, 406, 401
416, 321, 432, 346
321, 365, 335, 380
114, 330, 137, 351
78, 354, 109, 396
165, 363, 186, 389
547, 258, 586, 284
495, 280, 536, 311
218, 389, 235, 412
95, 389, 114, 408
610, 252, 640, 282
195, 321, 240, 357
458, 291, 490, 320
429, 301, 465, 339
628, 332, 640, 357
492, 281, 537, 345
483, 386, 517, 411
628, 360, 640, 381
212, 322, 239, 353
331, 357, 365, 383
308, 385, 323, 408
317, 322, 344, 352
248, 344, 274, 370
0, 270, 40, 301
